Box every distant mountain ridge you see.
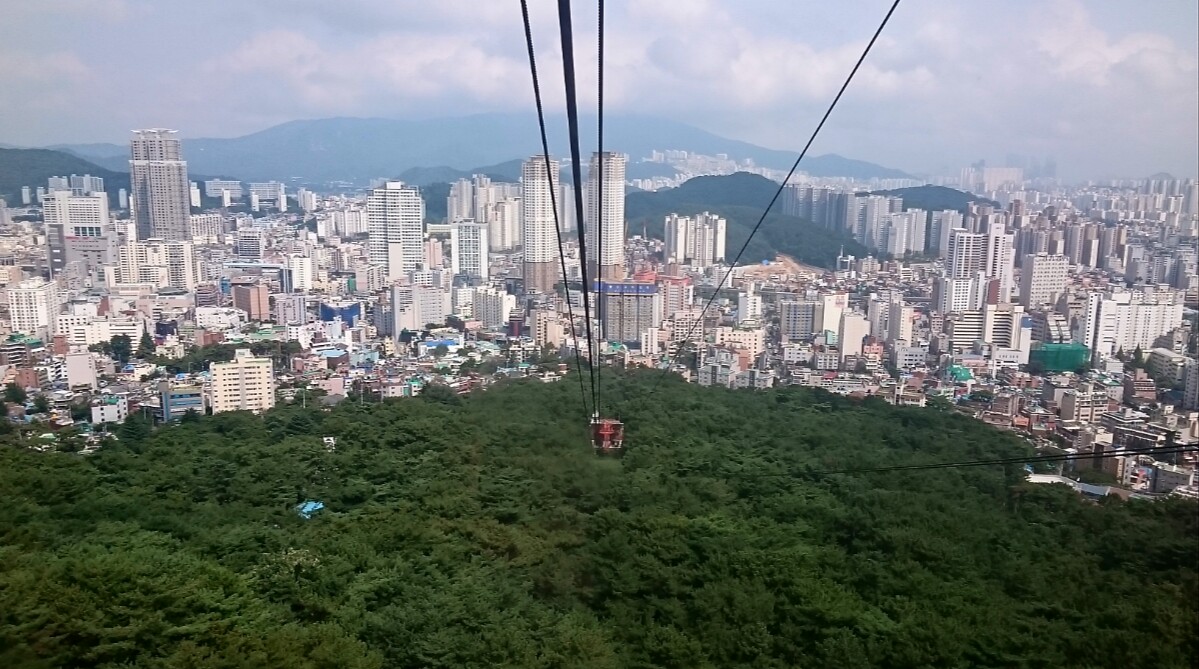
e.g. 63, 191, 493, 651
29, 114, 910, 183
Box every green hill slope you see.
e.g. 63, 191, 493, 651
0, 148, 129, 208
627, 173, 866, 268
1, 376, 1194, 667
870, 184, 999, 213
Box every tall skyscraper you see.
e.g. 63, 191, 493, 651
130, 129, 191, 241
931, 210, 965, 256
450, 219, 489, 280
521, 156, 560, 293
584, 151, 627, 280
945, 229, 987, 278
984, 221, 1016, 301
367, 181, 425, 281
1019, 253, 1068, 309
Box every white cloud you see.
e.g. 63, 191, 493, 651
0, 0, 1193, 178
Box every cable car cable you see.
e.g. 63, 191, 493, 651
595, 0, 605, 417
650, 0, 903, 392
519, 0, 590, 416
557, 0, 600, 414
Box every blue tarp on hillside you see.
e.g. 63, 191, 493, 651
295, 500, 324, 519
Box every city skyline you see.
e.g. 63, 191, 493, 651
0, 1, 1195, 181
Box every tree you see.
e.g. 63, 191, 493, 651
1131, 345, 1147, 369
419, 382, 460, 405
433, 344, 450, 359
70, 400, 91, 422
116, 412, 153, 445
31, 395, 50, 414
139, 331, 156, 356
926, 393, 954, 412
3, 382, 26, 405
88, 341, 112, 357
109, 334, 133, 364
1077, 468, 1119, 486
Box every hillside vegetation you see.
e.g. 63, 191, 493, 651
0, 148, 128, 208
1, 375, 1195, 668
870, 184, 999, 213
627, 173, 867, 268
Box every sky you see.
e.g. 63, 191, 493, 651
1, 0, 1196, 180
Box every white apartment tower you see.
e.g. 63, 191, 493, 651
521, 156, 561, 293
984, 221, 1016, 302
1019, 253, 1069, 309
1079, 286, 1185, 361
664, 212, 727, 267
367, 181, 425, 281
130, 129, 191, 241
584, 151, 627, 280
209, 349, 276, 414
450, 219, 489, 280
8, 279, 62, 339
931, 210, 965, 256
107, 239, 200, 291
945, 229, 987, 278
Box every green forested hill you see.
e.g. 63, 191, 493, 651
869, 184, 999, 213
626, 173, 867, 268
0, 148, 129, 208
1, 375, 1195, 668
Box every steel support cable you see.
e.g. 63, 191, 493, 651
651, 0, 904, 392
520, 0, 590, 416
557, 0, 600, 414
595, 0, 605, 417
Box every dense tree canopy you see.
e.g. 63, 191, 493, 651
0, 373, 1195, 667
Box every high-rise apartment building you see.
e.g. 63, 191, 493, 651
248, 182, 287, 212
779, 299, 818, 341
1079, 286, 1185, 361
1019, 253, 1069, 309
598, 280, 659, 344
930, 210, 965, 256
663, 212, 727, 267
43, 191, 110, 274
584, 152, 627, 280
204, 179, 242, 200
450, 219, 489, 280
7, 279, 62, 339
985, 221, 1016, 302
367, 181, 424, 281
130, 129, 191, 241
882, 210, 927, 257
847, 195, 902, 249
107, 239, 199, 290
521, 156, 561, 293
472, 286, 516, 329
782, 185, 852, 229
209, 349, 275, 414
945, 229, 987, 278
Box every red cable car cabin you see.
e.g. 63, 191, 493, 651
590, 416, 624, 454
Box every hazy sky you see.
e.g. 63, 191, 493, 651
2, 0, 1196, 180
